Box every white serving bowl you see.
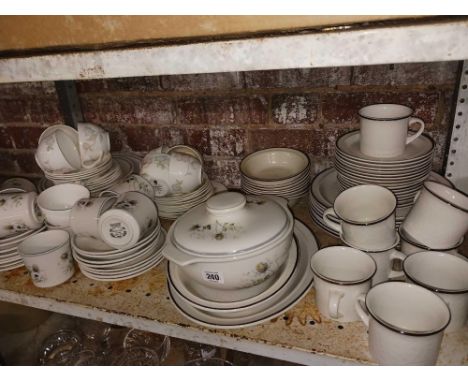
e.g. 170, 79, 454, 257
37, 184, 90, 227
163, 192, 294, 293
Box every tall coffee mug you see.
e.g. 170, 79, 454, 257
401, 252, 468, 332
0, 192, 44, 238
310, 246, 376, 322
323, 185, 397, 251
355, 282, 450, 365
359, 104, 425, 158
401, 181, 468, 249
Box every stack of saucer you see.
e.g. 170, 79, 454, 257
167, 220, 317, 329
334, 131, 434, 221
240, 148, 311, 207
0, 225, 46, 272
154, 176, 226, 220
72, 222, 165, 282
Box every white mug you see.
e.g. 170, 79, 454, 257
359, 103, 425, 158
98, 191, 159, 249
355, 282, 450, 365
69, 196, 117, 238
0, 192, 44, 238
401, 251, 468, 332
77, 123, 111, 169
323, 185, 397, 251
310, 246, 376, 322
35, 130, 81, 173
399, 226, 464, 257
18, 230, 75, 288
401, 181, 468, 249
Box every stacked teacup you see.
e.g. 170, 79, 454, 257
70, 191, 165, 281
334, 104, 434, 225
322, 184, 403, 286
35, 124, 129, 196
140, 145, 215, 219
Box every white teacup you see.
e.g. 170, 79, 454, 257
77, 123, 111, 169
310, 246, 376, 322
70, 196, 117, 238
401, 181, 468, 249
98, 191, 159, 249
399, 226, 464, 257
0, 192, 44, 238
0, 178, 37, 193
323, 185, 397, 251
140, 151, 202, 197
35, 130, 81, 173
355, 282, 450, 365
18, 230, 75, 288
100, 175, 154, 199
359, 103, 425, 158
401, 251, 468, 333
37, 184, 90, 228
341, 233, 404, 286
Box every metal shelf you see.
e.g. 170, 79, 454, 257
1, 19, 468, 83
0, 199, 466, 365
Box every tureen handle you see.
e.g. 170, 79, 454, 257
162, 240, 220, 266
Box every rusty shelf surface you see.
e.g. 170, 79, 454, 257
0, 199, 466, 365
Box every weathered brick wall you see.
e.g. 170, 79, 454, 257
0, 62, 460, 187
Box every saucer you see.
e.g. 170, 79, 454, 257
168, 238, 298, 309
168, 220, 317, 329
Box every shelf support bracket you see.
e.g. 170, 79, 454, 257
55, 80, 84, 128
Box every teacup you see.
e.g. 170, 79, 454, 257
323, 185, 397, 251
37, 184, 90, 228
401, 181, 468, 248
0, 192, 44, 238
359, 103, 425, 158
355, 282, 451, 365
310, 246, 376, 322
167, 144, 204, 164
35, 130, 81, 173
77, 123, 111, 169
70, 196, 117, 238
98, 191, 159, 249
401, 251, 468, 332
140, 151, 202, 197
18, 230, 75, 288
0, 178, 37, 193
398, 226, 464, 257
100, 175, 154, 199
341, 233, 403, 285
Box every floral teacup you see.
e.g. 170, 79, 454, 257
70, 196, 117, 238
0, 192, 44, 238
100, 175, 155, 199
35, 130, 81, 173
77, 123, 111, 169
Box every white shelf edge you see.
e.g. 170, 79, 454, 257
0, 289, 361, 366
1, 20, 468, 83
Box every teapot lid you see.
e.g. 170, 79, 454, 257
171, 192, 290, 256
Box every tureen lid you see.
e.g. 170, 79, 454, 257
171, 192, 290, 256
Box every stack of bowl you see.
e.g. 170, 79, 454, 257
163, 192, 317, 328
240, 148, 311, 207
140, 145, 217, 219
35, 124, 132, 196
334, 130, 434, 225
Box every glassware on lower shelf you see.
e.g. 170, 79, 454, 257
39, 329, 84, 365
184, 357, 234, 366
108, 346, 160, 366
183, 340, 219, 363
123, 329, 171, 363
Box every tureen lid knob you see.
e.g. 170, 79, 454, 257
206, 192, 246, 215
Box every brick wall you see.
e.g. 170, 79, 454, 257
0, 62, 460, 187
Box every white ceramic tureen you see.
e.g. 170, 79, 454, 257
163, 192, 294, 293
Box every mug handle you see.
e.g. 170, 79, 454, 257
388, 250, 407, 280
323, 208, 342, 234
354, 294, 370, 328
406, 117, 425, 145
329, 289, 344, 320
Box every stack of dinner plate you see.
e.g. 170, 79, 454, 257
240, 148, 311, 207
0, 225, 46, 272
71, 220, 165, 282
334, 131, 434, 221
